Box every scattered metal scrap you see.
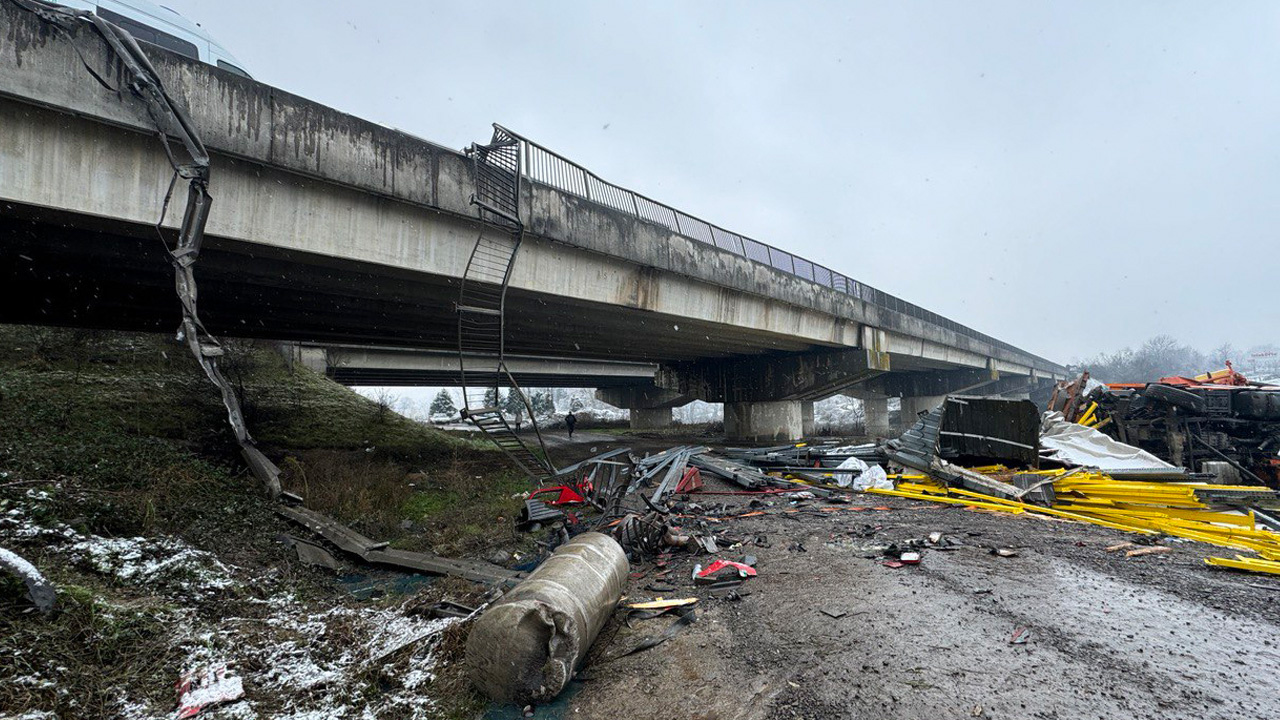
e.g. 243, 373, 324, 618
517, 498, 565, 532
276, 505, 522, 586
884, 400, 1025, 501
938, 396, 1041, 466
690, 452, 792, 491
554, 447, 634, 514
635, 446, 705, 506
609, 512, 670, 559
607, 606, 697, 660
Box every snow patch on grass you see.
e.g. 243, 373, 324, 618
65, 534, 235, 598
3, 490, 465, 719
1, 489, 235, 599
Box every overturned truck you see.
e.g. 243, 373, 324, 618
1049, 365, 1280, 488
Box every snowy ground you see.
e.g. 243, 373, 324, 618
1, 489, 467, 720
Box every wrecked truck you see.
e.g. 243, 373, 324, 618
1049, 364, 1280, 488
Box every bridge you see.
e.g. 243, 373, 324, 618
0, 3, 1066, 442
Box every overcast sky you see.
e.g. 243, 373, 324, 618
166, 0, 1278, 364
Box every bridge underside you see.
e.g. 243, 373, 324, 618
0, 207, 841, 364
0, 206, 970, 376
0, 206, 1053, 440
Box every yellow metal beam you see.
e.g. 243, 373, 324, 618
1205, 556, 1280, 576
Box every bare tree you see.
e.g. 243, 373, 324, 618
371, 387, 401, 424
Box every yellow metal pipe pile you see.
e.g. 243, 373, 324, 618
860, 469, 1280, 575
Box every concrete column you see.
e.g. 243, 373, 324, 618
277, 343, 327, 374
630, 406, 673, 430
862, 396, 891, 438
898, 395, 947, 430
724, 401, 803, 443
801, 401, 815, 437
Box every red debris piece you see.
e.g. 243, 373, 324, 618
1010, 626, 1031, 644
696, 559, 758, 580
529, 485, 587, 506
675, 467, 704, 494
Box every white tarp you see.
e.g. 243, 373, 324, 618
835, 456, 893, 490
1040, 411, 1173, 470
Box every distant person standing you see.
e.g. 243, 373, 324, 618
565, 412, 577, 438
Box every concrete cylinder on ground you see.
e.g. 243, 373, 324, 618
466, 532, 628, 705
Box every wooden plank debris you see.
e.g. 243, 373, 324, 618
277, 506, 523, 586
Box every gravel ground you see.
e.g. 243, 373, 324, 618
549, 465, 1280, 720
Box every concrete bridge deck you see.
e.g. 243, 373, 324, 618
0, 4, 1066, 440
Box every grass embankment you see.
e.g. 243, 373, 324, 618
596, 422, 723, 439
0, 325, 525, 718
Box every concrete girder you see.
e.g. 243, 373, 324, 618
595, 384, 694, 431
595, 385, 693, 410
312, 345, 658, 389
657, 348, 890, 404
0, 101, 866, 359
858, 367, 1001, 399
0, 214, 825, 361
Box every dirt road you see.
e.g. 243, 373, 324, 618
553, 479, 1280, 720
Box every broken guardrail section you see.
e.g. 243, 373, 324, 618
276, 505, 522, 586
10, 0, 280, 496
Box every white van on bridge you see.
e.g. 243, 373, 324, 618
48, 0, 250, 77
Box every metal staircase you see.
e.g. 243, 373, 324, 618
458, 126, 555, 479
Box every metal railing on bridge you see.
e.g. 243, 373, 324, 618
498, 124, 1053, 367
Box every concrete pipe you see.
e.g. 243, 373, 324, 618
465, 532, 628, 704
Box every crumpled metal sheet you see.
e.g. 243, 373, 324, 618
13, 0, 280, 496
885, 403, 1023, 501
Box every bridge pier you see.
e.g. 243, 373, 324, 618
595, 385, 690, 431
656, 347, 891, 443
724, 401, 803, 443
862, 396, 892, 438
629, 406, 673, 430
